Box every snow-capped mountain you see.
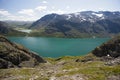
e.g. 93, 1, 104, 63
30, 11, 120, 37
63, 11, 120, 22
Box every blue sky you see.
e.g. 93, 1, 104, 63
0, 0, 120, 21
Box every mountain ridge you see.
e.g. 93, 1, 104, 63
29, 11, 120, 38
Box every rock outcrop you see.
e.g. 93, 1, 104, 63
0, 35, 46, 69
92, 36, 120, 58
92, 36, 120, 65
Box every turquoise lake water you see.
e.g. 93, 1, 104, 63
8, 37, 110, 57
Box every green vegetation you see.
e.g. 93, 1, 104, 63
54, 56, 120, 80
1, 55, 119, 80
0, 68, 47, 80
0, 54, 120, 80
5, 31, 27, 36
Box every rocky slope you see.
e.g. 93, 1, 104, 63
29, 11, 120, 37
0, 35, 46, 68
92, 36, 120, 66
93, 36, 120, 58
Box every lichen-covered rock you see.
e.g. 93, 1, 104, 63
0, 35, 46, 68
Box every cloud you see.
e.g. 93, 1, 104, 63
66, 6, 70, 9
42, 1, 47, 4
47, 9, 66, 14
51, 6, 55, 9
18, 9, 34, 16
0, 14, 37, 21
0, 9, 15, 21
98, 8, 105, 11
0, 9, 11, 16
0, 9, 37, 21
35, 6, 47, 11
8, 15, 37, 21
0, 6, 67, 21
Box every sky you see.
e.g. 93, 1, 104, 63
0, 0, 120, 21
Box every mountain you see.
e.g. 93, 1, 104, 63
0, 35, 46, 68
0, 21, 27, 36
5, 20, 33, 28
30, 11, 120, 37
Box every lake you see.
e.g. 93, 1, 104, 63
8, 37, 110, 57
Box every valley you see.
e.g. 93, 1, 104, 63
1, 11, 120, 38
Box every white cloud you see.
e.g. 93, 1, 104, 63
66, 6, 70, 9
8, 15, 35, 21
0, 8, 67, 21
0, 9, 38, 21
35, 6, 47, 11
0, 14, 37, 21
51, 6, 55, 9
79, 9, 87, 11
47, 9, 66, 14
42, 1, 47, 4
98, 8, 105, 11
0, 9, 11, 16
18, 9, 34, 16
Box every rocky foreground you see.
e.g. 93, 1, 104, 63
0, 35, 120, 80
0, 35, 46, 68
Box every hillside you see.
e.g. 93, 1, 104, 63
5, 21, 33, 28
0, 21, 27, 36
30, 11, 120, 38
0, 35, 120, 80
0, 35, 46, 68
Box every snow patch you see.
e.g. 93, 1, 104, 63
92, 13, 103, 17
66, 15, 72, 20
74, 12, 80, 17
100, 16, 105, 19
113, 13, 115, 15
88, 18, 95, 22
80, 18, 86, 22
